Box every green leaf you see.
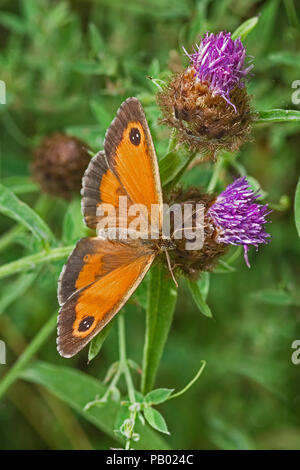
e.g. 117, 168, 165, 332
0, 314, 57, 400
214, 259, 236, 274
62, 198, 87, 245
159, 150, 196, 188
0, 176, 38, 195
256, 109, 300, 123
143, 407, 170, 435
232, 16, 259, 41
187, 273, 212, 318
145, 388, 174, 405
20, 362, 170, 449
0, 271, 39, 316
294, 178, 300, 237
132, 276, 148, 310
246, 176, 268, 199
267, 51, 300, 68
88, 321, 114, 362
0, 12, 27, 34
72, 61, 106, 75
250, 289, 300, 306
141, 262, 178, 394
88, 23, 104, 55
0, 185, 56, 247
90, 100, 112, 128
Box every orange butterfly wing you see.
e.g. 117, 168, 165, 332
57, 236, 155, 357
81, 98, 163, 233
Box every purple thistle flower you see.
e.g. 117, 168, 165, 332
207, 177, 271, 268
184, 31, 253, 112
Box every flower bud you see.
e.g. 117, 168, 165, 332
32, 133, 91, 200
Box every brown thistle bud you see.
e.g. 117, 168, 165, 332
157, 32, 254, 159
32, 133, 91, 200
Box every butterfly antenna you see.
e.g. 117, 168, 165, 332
162, 247, 178, 288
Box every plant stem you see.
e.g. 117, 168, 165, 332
167, 128, 178, 153
117, 314, 139, 450
167, 360, 206, 401
0, 225, 25, 253
0, 312, 57, 399
118, 314, 135, 404
207, 156, 223, 193
0, 245, 73, 280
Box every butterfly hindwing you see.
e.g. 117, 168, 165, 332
57, 235, 155, 357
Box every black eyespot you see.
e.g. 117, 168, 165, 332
129, 127, 141, 146
78, 316, 95, 332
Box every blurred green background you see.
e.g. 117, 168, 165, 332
0, 0, 300, 450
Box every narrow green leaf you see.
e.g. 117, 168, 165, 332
256, 109, 300, 123
214, 259, 236, 274
160, 150, 196, 188
88, 23, 104, 55
90, 100, 112, 128
132, 276, 148, 310
0, 314, 57, 400
0, 12, 27, 34
187, 273, 213, 318
232, 16, 259, 41
19, 362, 170, 450
159, 151, 190, 186
88, 321, 114, 362
144, 407, 170, 435
294, 178, 300, 237
72, 61, 106, 75
141, 262, 178, 394
267, 51, 300, 68
62, 198, 87, 245
0, 184, 56, 246
0, 271, 39, 316
250, 289, 300, 306
145, 388, 174, 405
0, 176, 38, 195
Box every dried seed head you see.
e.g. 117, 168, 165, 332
157, 32, 254, 158
32, 133, 91, 200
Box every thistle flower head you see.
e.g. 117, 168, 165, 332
207, 177, 271, 267
157, 31, 253, 158
184, 32, 253, 112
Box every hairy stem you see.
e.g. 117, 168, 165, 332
0, 245, 73, 280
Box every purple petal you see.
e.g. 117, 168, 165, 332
184, 32, 253, 111
207, 177, 271, 267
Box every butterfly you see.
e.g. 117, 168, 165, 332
57, 97, 173, 357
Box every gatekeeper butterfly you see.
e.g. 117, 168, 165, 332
57, 98, 168, 357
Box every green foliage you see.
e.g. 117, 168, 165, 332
294, 179, 300, 236
187, 273, 213, 318
141, 263, 178, 394
0, 0, 300, 451
20, 361, 169, 450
